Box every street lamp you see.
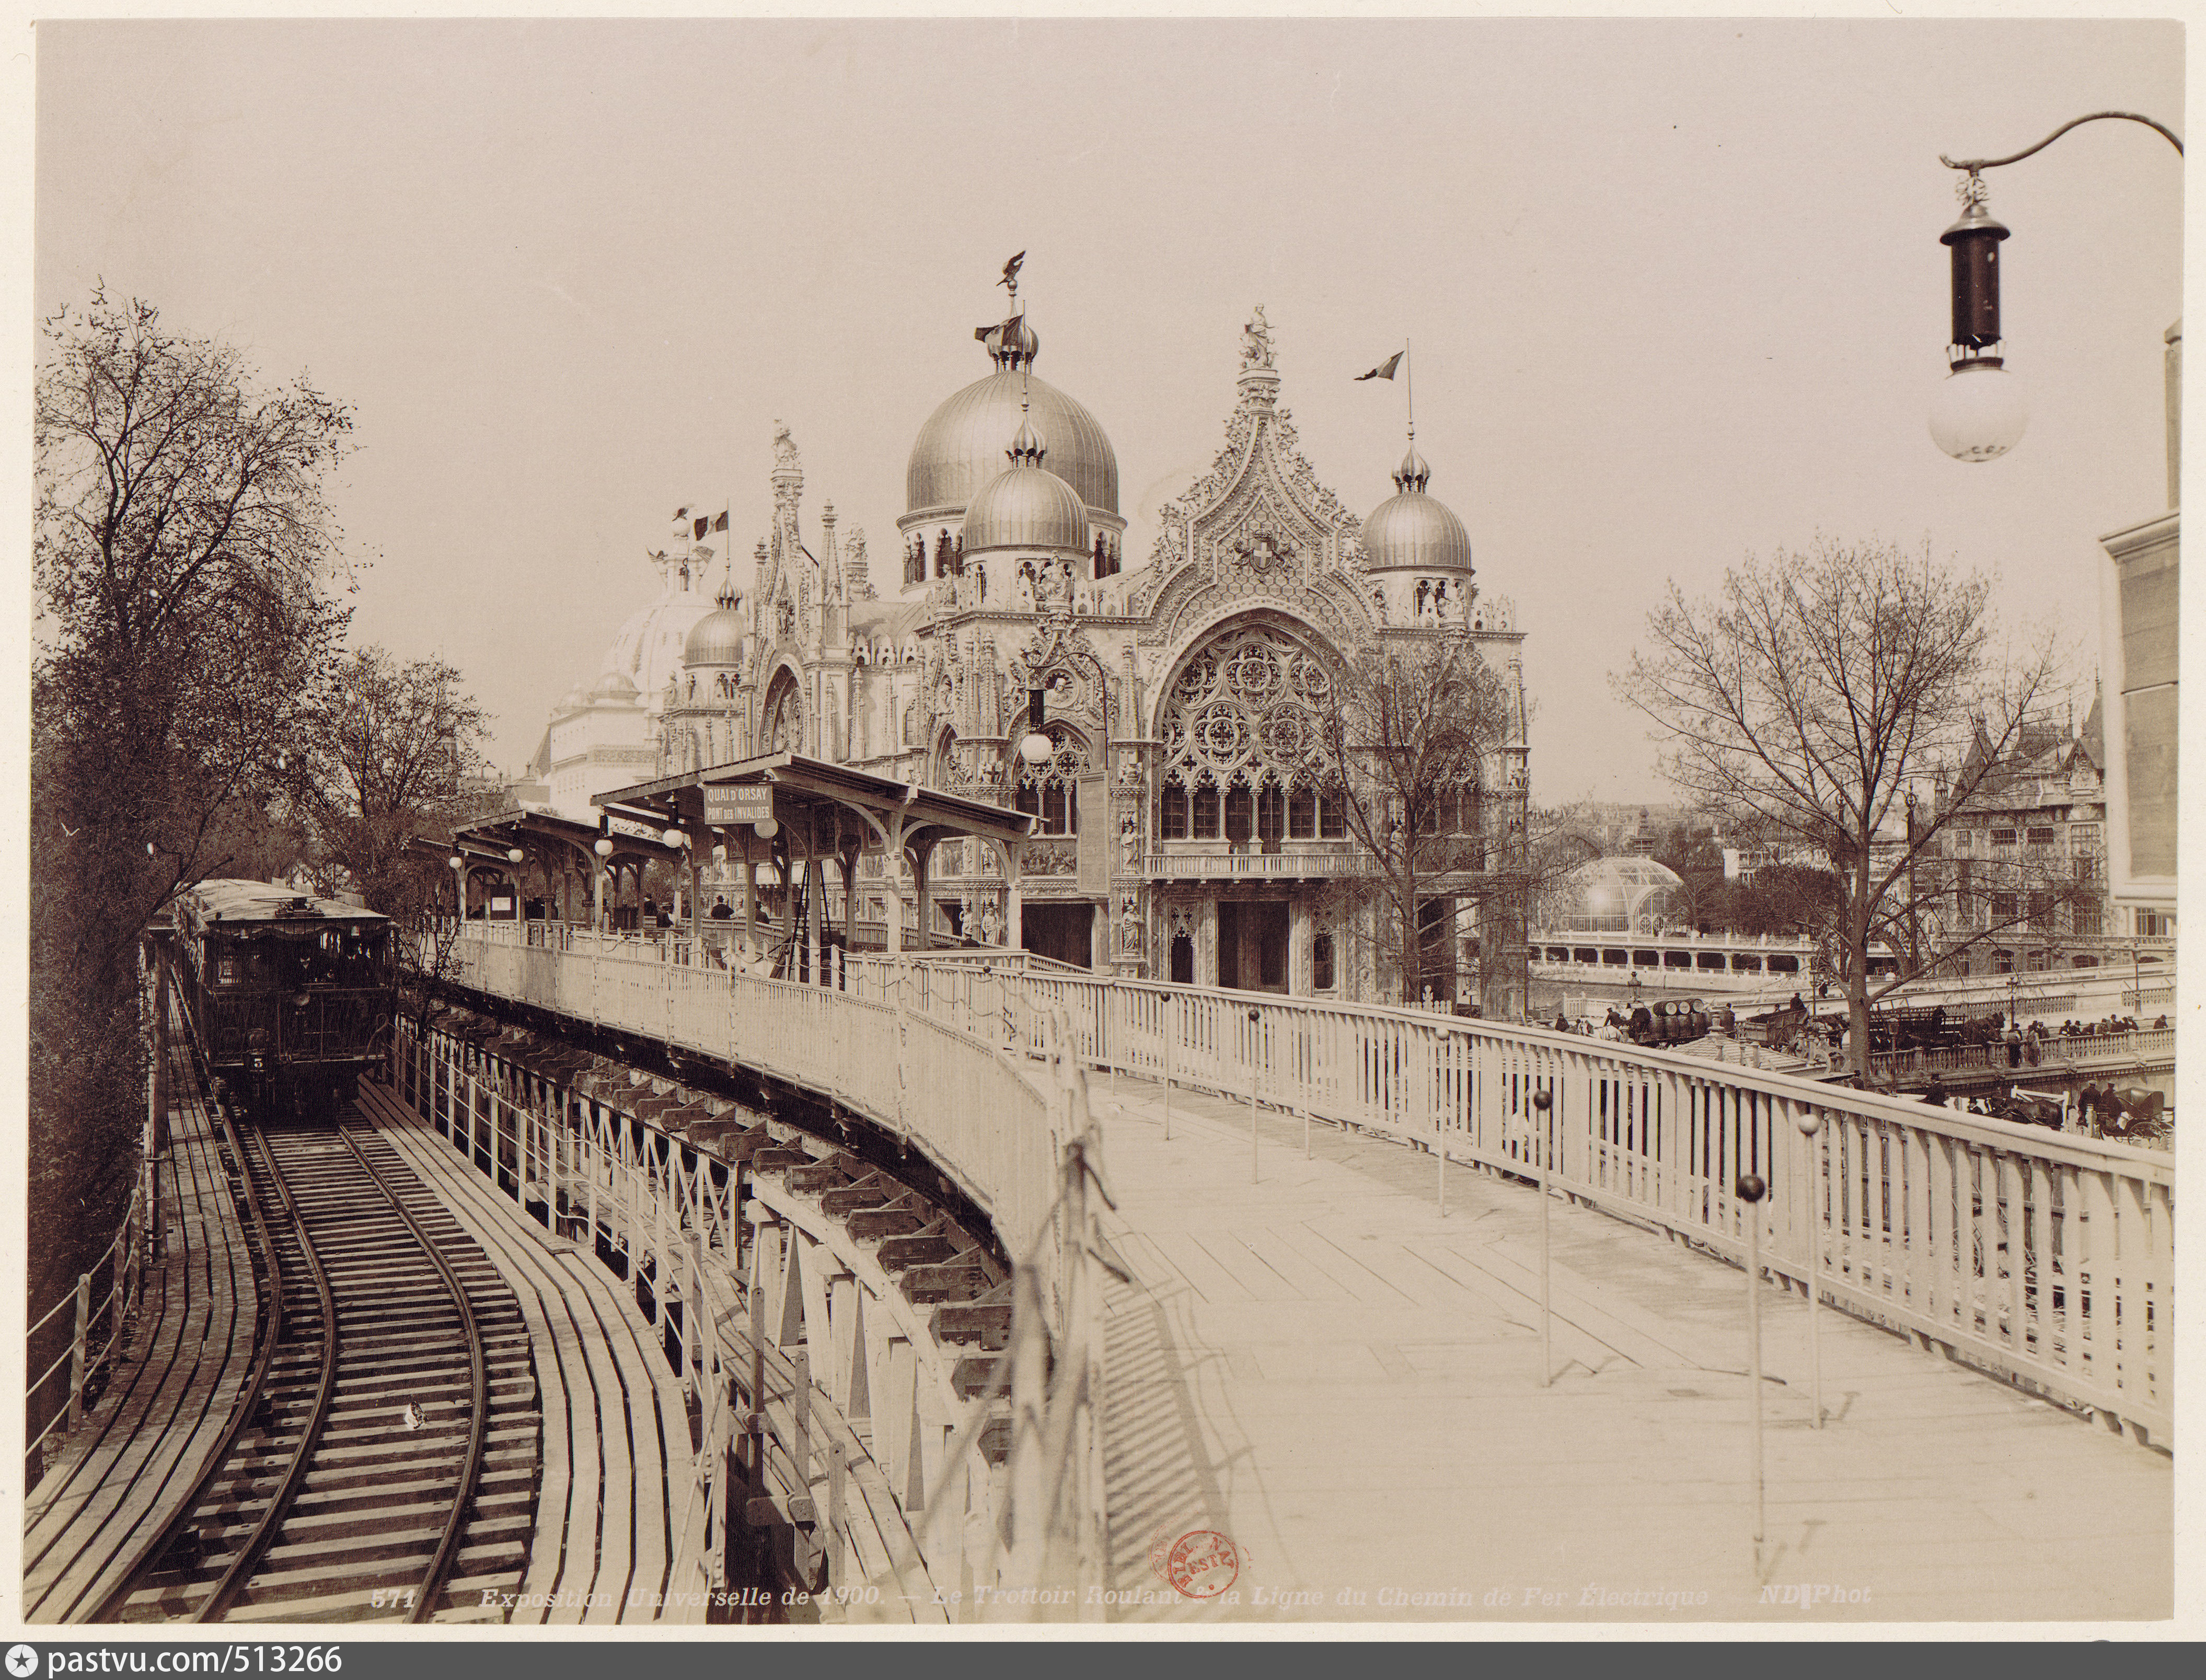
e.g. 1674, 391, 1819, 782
593, 837, 614, 859
1931, 111, 2182, 464
506, 847, 525, 865
1018, 683, 1054, 765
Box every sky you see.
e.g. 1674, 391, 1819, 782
30, 14, 2187, 804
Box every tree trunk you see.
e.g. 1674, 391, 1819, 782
1847, 843, 1873, 1085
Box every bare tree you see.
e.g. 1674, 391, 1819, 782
1617, 537, 2068, 1080
1298, 633, 1554, 1010
32, 289, 354, 1342
283, 648, 492, 914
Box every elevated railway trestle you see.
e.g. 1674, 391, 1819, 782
388, 986, 1113, 1621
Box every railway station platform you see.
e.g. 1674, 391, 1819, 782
1084, 1072, 2172, 1624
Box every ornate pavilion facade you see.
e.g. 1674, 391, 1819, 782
560, 299, 1531, 1009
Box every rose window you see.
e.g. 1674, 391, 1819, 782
1156, 623, 1344, 842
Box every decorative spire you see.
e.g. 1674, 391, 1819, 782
715, 565, 739, 611
1393, 445, 1431, 494
1007, 403, 1047, 467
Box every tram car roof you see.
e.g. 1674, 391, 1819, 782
174, 879, 390, 935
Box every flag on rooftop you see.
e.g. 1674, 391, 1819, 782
1355, 352, 1403, 382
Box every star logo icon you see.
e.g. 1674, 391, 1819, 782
8, 1644, 38, 1677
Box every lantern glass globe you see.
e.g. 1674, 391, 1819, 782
506, 847, 525, 864
1930, 361, 2028, 462
754, 818, 780, 841
449, 855, 464, 871
1019, 732, 1054, 765
663, 828, 685, 849
593, 837, 614, 858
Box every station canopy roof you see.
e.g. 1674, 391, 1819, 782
593, 752, 1036, 861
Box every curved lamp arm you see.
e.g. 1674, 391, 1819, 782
1942, 110, 2182, 173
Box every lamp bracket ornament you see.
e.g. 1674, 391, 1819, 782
1940, 111, 2182, 174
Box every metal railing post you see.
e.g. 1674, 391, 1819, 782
65, 1271, 90, 1431
1794, 1107, 1826, 1429
1738, 1171, 1770, 1557
1534, 1088, 1553, 1387
1248, 1007, 1263, 1184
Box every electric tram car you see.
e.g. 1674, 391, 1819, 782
172, 879, 397, 1121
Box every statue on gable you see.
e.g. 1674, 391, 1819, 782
1241, 305, 1275, 372
772, 419, 799, 473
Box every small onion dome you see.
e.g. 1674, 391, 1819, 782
977, 313, 1041, 370
589, 667, 640, 703
1361, 446, 1474, 573
559, 679, 587, 709
963, 459, 1091, 554
683, 576, 745, 666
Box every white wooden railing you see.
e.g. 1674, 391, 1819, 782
1869, 1027, 2177, 1084
439, 922, 1112, 1614
448, 921, 2175, 1455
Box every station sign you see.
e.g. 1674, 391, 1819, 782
703, 783, 775, 827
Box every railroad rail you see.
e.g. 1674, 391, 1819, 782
91, 1086, 537, 1623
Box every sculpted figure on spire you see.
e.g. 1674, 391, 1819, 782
1241, 304, 1275, 371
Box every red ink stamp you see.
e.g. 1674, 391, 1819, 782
1165, 1530, 1241, 1599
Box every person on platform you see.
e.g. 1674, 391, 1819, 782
1922, 1073, 1949, 1108
710, 895, 734, 920
2004, 1021, 2024, 1068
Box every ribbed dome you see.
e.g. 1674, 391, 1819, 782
683, 576, 745, 666
684, 608, 745, 667
600, 561, 715, 708
1362, 449, 1474, 573
907, 371, 1118, 518
963, 464, 1091, 554
589, 667, 640, 702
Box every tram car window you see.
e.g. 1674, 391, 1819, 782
169, 879, 397, 1124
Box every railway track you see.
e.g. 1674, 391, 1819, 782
103, 1098, 541, 1624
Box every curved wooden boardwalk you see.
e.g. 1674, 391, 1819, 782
352, 1081, 686, 1624
22, 1048, 258, 1624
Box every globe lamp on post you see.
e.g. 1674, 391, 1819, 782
1019, 682, 1054, 766
754, 818, 779, 841
593, 837, 614, 859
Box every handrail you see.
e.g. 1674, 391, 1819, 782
444, 919, 2176, 1457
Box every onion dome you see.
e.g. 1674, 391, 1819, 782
683, 573, 746, 666
1361, 443, 1474, 573
961, 414, 1091, 554
907, 320, 1118, 519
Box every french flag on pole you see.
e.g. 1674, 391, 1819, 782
1355, 351, 1403, 382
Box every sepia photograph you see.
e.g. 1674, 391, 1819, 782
16, 9, 2188, 1643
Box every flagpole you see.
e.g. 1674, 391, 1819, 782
1405, 337, 1415, 442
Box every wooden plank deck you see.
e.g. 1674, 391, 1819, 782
353, 1080, 690, 1624
21, 1064, 259, 1624
1085, 1072, 2174, 1623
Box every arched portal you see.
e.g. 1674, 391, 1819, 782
761, 665, 806, 756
